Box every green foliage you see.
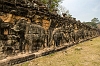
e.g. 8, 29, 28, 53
91, 18, 100, 23
84, 22, 97, 28
40, 0, 63, 12
40, 0, 48, 4
20, 62, 29, 66
84, 18, 100, 28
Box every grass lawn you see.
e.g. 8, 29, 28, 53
15, 37, 100, 66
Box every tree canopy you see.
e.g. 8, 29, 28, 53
84, 17, 100, 28
91, 18, 100, 23
40, 0, 63, 12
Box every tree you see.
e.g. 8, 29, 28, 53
40, 0, 72, 17
90, 18, 100, 28
84, 18, 100, 28
65, 10, 72, 17
91, 18, 100, 23
40, 0, 63, 12
57, 5, 72, 17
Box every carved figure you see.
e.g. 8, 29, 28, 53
12, 18, 45, 53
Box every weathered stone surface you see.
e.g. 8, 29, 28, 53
0, 0, 99, 65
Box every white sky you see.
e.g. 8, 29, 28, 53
61, 0, 100, 22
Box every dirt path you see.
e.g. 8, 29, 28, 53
15, 37, 100, 66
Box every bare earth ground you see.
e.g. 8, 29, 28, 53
15, 36, 100, 66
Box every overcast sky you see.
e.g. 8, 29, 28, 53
61, 0, 100, 22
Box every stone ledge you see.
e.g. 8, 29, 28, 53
0, 37, 97, 66
0, 44, 70, 66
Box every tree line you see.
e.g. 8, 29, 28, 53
83, 18, 100, 29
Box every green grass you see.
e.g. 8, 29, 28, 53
15, 62, 29, 66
